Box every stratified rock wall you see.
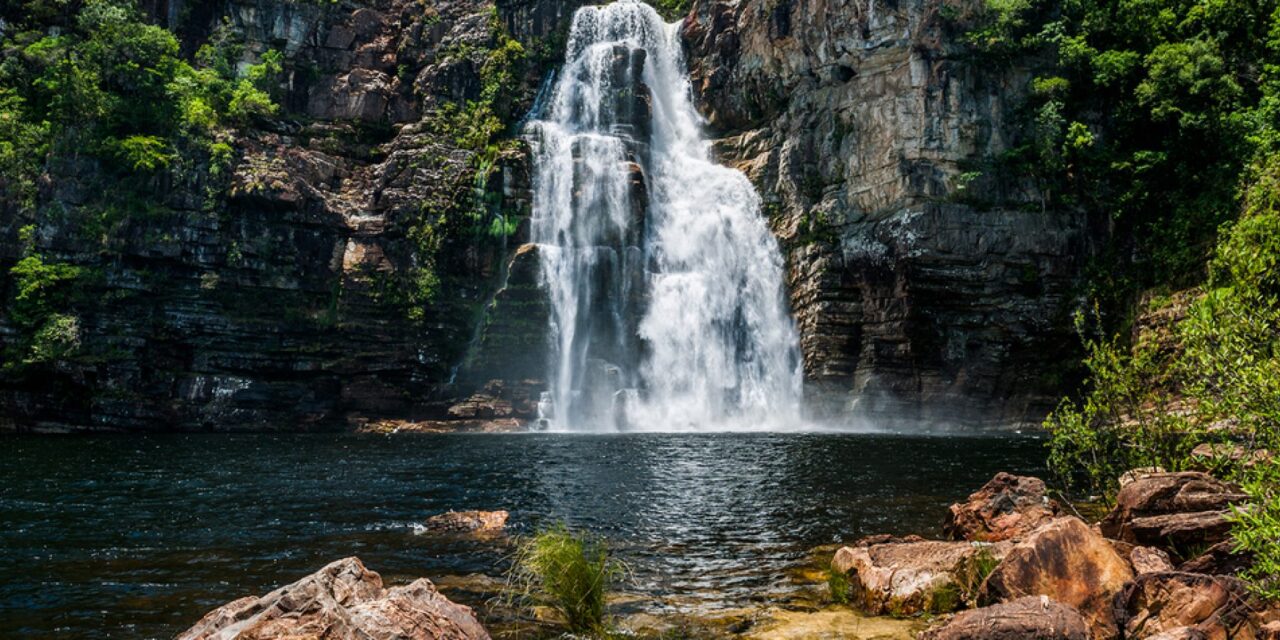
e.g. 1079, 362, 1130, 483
0, 0, 573, 432
683, 0, 1098, 427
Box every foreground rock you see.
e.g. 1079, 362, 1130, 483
981, 517, 1133, 638
944, 472, 1062, 542
919, 596, 1091, 640
1100, 472, 1247, 552
1114, 572, 1252, 640
833, 539, 1007, 615
178, 557, 489, 640
421, 510, 509, 533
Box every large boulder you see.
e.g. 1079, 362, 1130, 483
943, 473, 1062, 542
981, 517, 1133, 639
832, 539, 1007, 616
1114, 572, 1252, 640
178, 557, 490, 640
1100, 472, 1247, 552
918, 596, 1091, 640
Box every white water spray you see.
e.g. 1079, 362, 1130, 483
527, 0, 802, 431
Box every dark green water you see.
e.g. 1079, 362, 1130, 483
0, 432, 1046, 638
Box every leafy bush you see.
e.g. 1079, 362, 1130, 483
506, 525, 625, 634
1046, 157, 1280, 598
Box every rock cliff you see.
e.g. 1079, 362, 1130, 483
682, 0, 1098, 427
0, 0, 570, 431
1, 0, 1097, 431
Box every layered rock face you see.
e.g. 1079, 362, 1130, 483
0, 0, 569, 431
682, 0, 1097, 426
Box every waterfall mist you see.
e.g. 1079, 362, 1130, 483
527, 0, 802, 431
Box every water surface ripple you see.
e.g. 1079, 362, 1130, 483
0, 432, 1045, 638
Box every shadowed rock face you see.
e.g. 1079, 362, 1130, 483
681, 0, 1099, 428
0, 0, 574, 432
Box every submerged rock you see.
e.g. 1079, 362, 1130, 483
832, 539, 1007, 616
178, 557, 490, 639
981, 517, 1132, 639
943, 472, 1061, 542
421, 510, 509, 533
919, 596, 1091, 640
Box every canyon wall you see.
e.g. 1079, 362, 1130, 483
683, 0, 1098, 427
0, 0, 1095, 431
0, 0, 566, 431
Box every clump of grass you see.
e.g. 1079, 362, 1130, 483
953, 545, 1000, 607
506, 524, 625, 634
826, 567, 850, 605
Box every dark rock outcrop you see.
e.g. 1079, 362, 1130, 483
944, 472, 1061, 542
0, 0, 572, 432
178, 557, 490, 639
682, 0, 1098, 427
919, 596, 1092, 640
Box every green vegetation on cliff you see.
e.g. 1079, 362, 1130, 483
960, 0, 1280, 600
961, 0, 1279, 290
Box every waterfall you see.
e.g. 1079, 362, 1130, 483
526, 0, 802, 431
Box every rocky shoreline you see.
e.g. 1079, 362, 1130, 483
177, 469, 1278, 639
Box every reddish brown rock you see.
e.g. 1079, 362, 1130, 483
832, 539, 1008, 615
1260, 620, 1280, 640
1178, 541, 1253, 576
1101, 472, 1247, 552
1146, 628, 1208, 640
918, 596, 1091, 640
943, 473, 1062, 542
981, 517, 1133, 639
1114, 572, 1251, 640
178, 557, 489, 640
1132, 546, 1176, 575
421, 510, 509, 533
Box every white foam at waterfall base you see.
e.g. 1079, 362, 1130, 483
527, 0, 803, 432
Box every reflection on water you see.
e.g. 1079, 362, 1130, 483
0, 432, 1045, 638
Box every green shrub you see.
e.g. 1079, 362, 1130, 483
506, 525, 624, 634
1229, 458, 1280, 601
1046, 157, 1280, 599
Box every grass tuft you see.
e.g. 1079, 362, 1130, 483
506, 524, 625, 634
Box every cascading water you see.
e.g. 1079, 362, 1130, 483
527, 0, 802, 431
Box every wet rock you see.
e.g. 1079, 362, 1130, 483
918, 596, 1091, 640
1100, 472, 1247, 552
981, 517, 1132, 639
422, 510, 509, 533
1132, 546, 1176, 574
178, 557, 490, 640
943, 472, 1061, 542
833, 539, 1007, 615
1114, 572, 1251, 640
